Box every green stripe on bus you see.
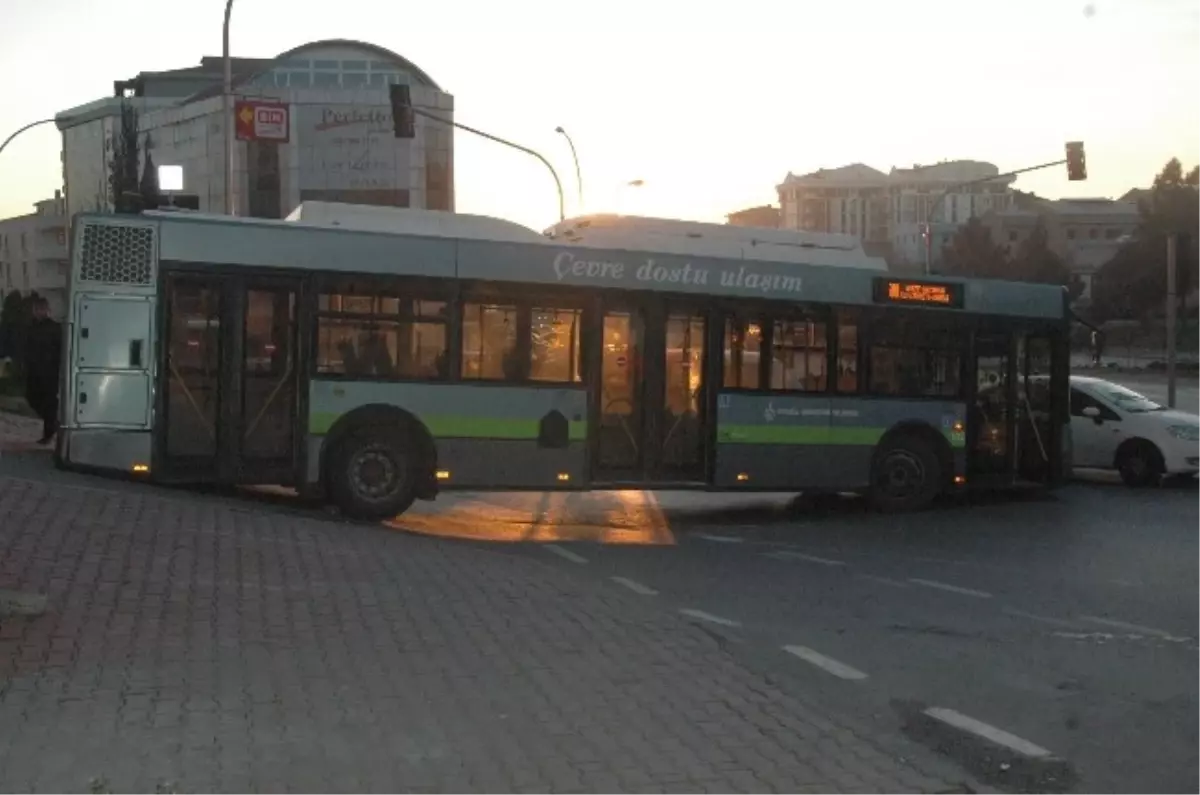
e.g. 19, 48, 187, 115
310, 412, 587, 441
718, 425, 966, 448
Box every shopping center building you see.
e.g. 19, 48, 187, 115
55, 38, 454, 220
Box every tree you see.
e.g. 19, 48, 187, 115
1092, 158, 1199, 320
939, 217, 1010, 279
139, 132, 161, 210
0, 290, 25, 361
1011, 218, 1083, 300
0, 291, 40, 384
108, 100, 142, 213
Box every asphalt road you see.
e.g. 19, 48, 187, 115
500, 480, 1199, 794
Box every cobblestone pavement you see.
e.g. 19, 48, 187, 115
0, 458, 988, 794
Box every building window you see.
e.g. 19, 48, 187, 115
341, 60, 368, 70
316, 288, 449, 380
461, 303, 519, 380
1105, 227, 1121, 239
770, 319, 826, 392
1066, 228, 1076, 240
1089, 228, 1099, 239
723, 318, 762, 389
342, 72, 369, 88
530, 308, 582, 383
313, 72, 340, 87
1008, 230, 1018, 242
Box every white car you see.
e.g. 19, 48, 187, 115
1068, 375, 1199, 486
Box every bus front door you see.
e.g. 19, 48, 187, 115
593, 301, 711, 484
159, 273, 301, 485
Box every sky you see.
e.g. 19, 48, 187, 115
0, 0, 1197, 231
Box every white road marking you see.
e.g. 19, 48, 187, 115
544, 544, 588, 564
783, 645, 868, 680
1002, 608, 1080, 628
923, 707, 1053, 759
1081, 615, 1179, 639
610, 576, 658, 596
856, 573, 911, 588
695, 534, 745, 544
909, 578, 993, 599
679, 608, 742, 627
766, 551, 846, 567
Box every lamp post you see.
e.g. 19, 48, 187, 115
0, 118, 57, 158
554, 126, 583, 213
613, 179, 644, 214
222, 0, 236, 215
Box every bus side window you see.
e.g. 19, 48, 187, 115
837, 314, 858, 393
723, 318, 761, 389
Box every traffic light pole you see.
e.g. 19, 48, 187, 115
923, 158, 1067, 275
411, 107, 566, 223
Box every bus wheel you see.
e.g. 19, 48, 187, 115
869, 435, 941, 512
328, 428, 418, 520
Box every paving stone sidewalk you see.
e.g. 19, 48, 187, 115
0, 450, 976, 793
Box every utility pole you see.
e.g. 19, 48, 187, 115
222, 0, 236, 215
1166, 233, 1177, 408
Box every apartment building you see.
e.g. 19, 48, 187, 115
0, 193, 69, 319
776, 160, 1016, 268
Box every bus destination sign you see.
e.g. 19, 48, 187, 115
872, 278, 964, 308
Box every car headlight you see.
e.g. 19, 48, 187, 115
1166, 425, 1200, 442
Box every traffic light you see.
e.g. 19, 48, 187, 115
389, 84, 415, 139
1065, 141, 1087, 181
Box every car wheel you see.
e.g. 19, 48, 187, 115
869, 434, 942, 512
328, 427, 418, 520
1116, 441, 1164, 488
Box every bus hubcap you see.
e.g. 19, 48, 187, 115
881, 451, 924, 497
353, 449, 397, 500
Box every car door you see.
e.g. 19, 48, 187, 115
1069, 386, 1124, 468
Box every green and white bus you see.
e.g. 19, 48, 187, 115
55, 203, 1071, 519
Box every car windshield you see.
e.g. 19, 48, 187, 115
1094, 383, 1164, 413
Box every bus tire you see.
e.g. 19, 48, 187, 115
869, 433, 942, 513
327, 427, 418, 520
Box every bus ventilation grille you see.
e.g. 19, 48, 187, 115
79, 224, 154, 285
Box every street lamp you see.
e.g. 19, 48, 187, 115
554, 126, 583, 213
0, 118, 58, 158
222, 0, 236, 215
613, 179, 644, 214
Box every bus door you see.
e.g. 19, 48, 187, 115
158, 272, 302, 484
1015, 332, 1063, 485
967, 333, 1017, 481
592, 299, 712, 483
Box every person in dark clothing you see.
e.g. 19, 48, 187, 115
22, 297, 62, 444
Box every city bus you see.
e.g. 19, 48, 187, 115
54, 203, 1071, 519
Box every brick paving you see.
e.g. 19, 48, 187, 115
0, 415, 976, 794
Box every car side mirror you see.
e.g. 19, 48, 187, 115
1081, 405, 1102, 423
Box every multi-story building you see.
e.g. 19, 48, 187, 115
725, 205, 780, 228
776, 160, 1016, 269
56, 38, 454, 221
981, 197, 1140, 304
0, 193, 69, 318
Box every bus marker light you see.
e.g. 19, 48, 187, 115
132, 464, 150, 474
954, 475, 966, 485
557, 472, 570, 481
436, 470, 451, 480
736, 473, 750, 482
